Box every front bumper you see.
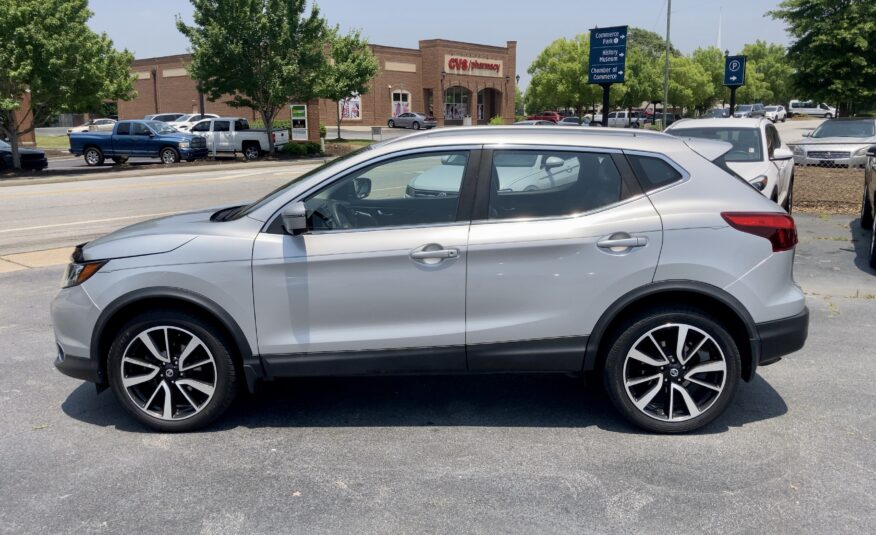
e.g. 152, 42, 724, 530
54, 346, 104, 383
51, 284, 103, 383
756, 307, 809, 366
180, 147, 209, 160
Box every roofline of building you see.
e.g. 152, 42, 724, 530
419, 39, 516, 52
131, 53, 193, 65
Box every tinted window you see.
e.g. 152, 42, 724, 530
235, 119, 249, 130
191, 121, 210, 132
116, 122, 131, 135
667, 127, 763, 162
488, 150, 623, 220
304, 152, 469, 230
627, 155, 683, 191
213, 121, 231, 132
132, 123, 151, 136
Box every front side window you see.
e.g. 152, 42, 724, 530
487, 150, 623, 220
191, 121, 210, 133
132, 123, 151, 136
667, 127, 763, 162
303, 151, 469, 231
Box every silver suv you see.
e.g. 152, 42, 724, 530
52, 127, 809, 433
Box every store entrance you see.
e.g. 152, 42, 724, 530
443, 86, 471, 125
477, 88, 502, 125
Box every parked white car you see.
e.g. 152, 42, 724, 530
666, 118, 795, 212
172, 113, 219, 132
66, 118, 116, 134
764, 105, 787, 123
789, 100, 835, 118
605, 111, 643, 128
189, 117, 289, 160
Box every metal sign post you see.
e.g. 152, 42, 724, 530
723, 55, 746, 116
588, 25, 628, 127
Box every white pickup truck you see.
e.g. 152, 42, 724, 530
188, 117, 289, 160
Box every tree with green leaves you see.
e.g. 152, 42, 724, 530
177, 0, 330, 154
691, 47, 725, 110
667, 56, 712, 115
741, 40, 795, 105
319, 29, 378, 140
0, 0, 134, 169
771, 0, 876, 114
525, 35, 602, 115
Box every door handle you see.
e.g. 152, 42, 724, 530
597, 235, 648, 250
410, 248, 458, 260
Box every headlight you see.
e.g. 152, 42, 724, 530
61, 261, 107, 288
854, 146, 869, 156
749, 175, 769, 191
793, 146, 804, 156
178, 140, 190, 148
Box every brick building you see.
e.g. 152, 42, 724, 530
118, 39, 517, 133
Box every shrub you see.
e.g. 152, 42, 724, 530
488, 115, 506, 126
281, 141, 322, 157
319, 123, 327, 138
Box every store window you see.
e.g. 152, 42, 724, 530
444, 86, 469, 120
340, 94, 362, 120
391, 90, 410, 117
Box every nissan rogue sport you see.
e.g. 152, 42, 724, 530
51, 127, 809, 433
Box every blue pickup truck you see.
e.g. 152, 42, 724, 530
69, 120, 209, 166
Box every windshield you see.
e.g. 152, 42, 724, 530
668, 127, 763, 162
231, 145, 375, 219
811, 120, 875, 138
173, 115, 193, 123
764, 106, 778, 111
146, 121, 179, 134
736, 105, 753, 112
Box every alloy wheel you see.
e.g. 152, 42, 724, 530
85, 149, 101, 165
120, 326, 217, 421
161, 149, 178, 164
244, 146, 260, 160
622, 323, 727, 422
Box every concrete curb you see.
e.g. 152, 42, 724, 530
0, 157, 330, 188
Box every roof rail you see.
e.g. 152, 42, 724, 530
383, 125, 671, 145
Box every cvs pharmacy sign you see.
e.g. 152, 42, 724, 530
445, 55, 503, 77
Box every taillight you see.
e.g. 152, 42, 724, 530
721, 212, 797, 252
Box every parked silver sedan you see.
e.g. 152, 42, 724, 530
387, 112, 437, 130
51, 126, 807, 433
790, 118, 876, 168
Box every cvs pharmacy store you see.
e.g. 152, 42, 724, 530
318, 39, 517, 127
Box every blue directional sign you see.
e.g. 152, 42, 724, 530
724, 55, 746, 87
588, 25, 628, 84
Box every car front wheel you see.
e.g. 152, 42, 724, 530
107, 310, 238, 432
161, 147, 180, 164
603, 307, 741, 433
387, 120, 395, 128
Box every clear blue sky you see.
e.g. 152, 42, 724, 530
87, 0, 790, 89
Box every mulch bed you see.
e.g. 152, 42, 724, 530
794, 166, 864, 215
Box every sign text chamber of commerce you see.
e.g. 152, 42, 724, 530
588, 25, 628, 84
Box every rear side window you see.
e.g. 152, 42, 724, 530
213, 121, 231, 132
116, 122, 130, 135
488, 150, 623, 220
627, 155, 683, 191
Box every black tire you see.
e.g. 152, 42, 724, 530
242, 143, 261, 161
783, 176, 794, 214
860, 186, 873, 230
869, 218, 876, 270
107, 310, 238, 432
84, 147, 105, 166
387, 119, 395, 128
412, 121, 420, 130
603, 307, 741, 433
824, 113, 832, 119
160, 147, 180, 164
111, 156, 129, 165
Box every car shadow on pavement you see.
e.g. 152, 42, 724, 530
848, 217, 876, 275
61, 373, 787, 435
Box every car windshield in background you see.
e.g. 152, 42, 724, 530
146, 121, 178, 134
811, 120, 875, 138
668, 127, 763, 162
736, 105, 753, 112
765, 106, 778, 112
172, 115, 193, 123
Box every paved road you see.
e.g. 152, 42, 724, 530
0, 160, 873, 532
0, 162, 319, 256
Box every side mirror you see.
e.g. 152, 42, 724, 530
543, 156, 566, 168
771, 147, 794, 161
281, 202, 308, 235
353, 177, 371, 199
802, 131, 812, 137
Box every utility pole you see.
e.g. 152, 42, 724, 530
662, 0, 671, 129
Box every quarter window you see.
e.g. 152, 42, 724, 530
303, 151, 469, 231
487, 150, 623, 220
627, 155, 683, 191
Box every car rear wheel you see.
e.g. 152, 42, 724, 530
84, 147, 104, 166
860, 187, 873, 229
387, 120, 395, 128
107, 310, 238, 432
412, 121, 420, 130
161, 147, 180, 164
111, 156, 129, 165
243, 143, 261, 161
603, 307, 741, 433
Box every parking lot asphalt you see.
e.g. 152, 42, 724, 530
0, 210, 873, 533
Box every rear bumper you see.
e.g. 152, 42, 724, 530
756, 307, 809, 366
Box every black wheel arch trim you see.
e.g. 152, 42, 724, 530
582, 280, 761, 380
90, 287, 263, 391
